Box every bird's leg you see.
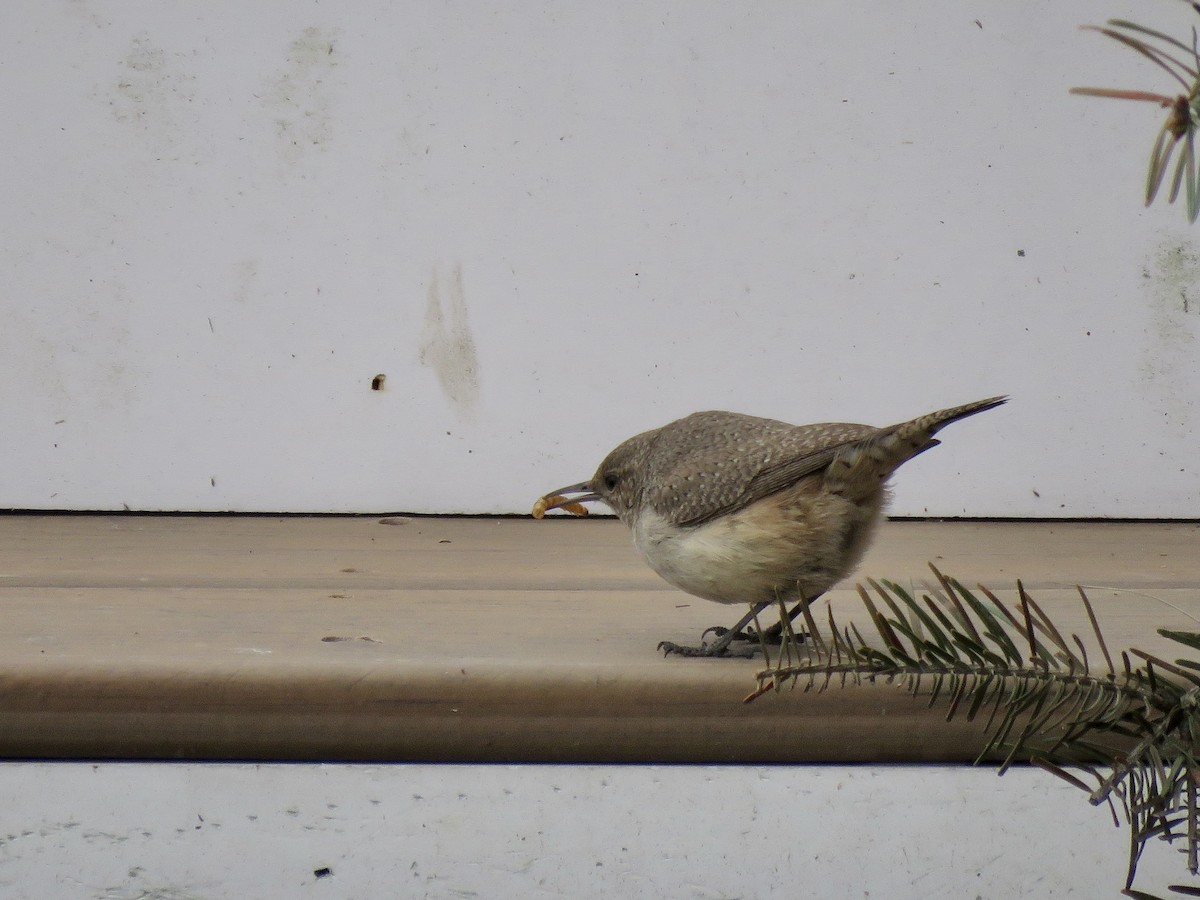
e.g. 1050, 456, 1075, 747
700, 594, 822, 644
664, 593, 824, 657
754, 593, 823, 644
658, 602, 773, 658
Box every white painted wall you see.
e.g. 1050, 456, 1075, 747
3, 0, 1199, 515
0, 763, 1183, 898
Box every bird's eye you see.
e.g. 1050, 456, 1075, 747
603, 473, 619, 491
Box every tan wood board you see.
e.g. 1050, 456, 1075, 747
1, 515, 1197, 761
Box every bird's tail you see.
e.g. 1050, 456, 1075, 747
896, 395, 1009, 446
825, 395, 1008, 498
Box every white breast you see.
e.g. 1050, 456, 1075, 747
628, 489, 885, 606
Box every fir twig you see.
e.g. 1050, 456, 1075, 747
1073, 10, 1200, 222
749, 571, 1200, 897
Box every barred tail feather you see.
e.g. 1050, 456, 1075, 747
826, 395, 1007, 499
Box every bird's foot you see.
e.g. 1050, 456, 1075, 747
700, 624, 807, 647
700, 624, 758, 643
657, 639, 761, 659
659, 600, 813, 659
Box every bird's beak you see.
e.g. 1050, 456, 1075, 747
532, 482, 601, 518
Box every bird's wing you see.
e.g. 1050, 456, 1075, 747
646, 413, 879, 528
737, 426, 888, 507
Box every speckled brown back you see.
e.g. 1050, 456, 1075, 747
619, 396, 1007, 527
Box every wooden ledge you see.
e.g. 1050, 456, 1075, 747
1, 515, 1198, 761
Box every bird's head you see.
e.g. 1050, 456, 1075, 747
532, 430, 657, 526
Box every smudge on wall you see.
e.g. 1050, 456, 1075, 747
419, 264, 481, 418
1140, 237, 1200, 433
266, 26, 342, 164
108, 33, 196, 151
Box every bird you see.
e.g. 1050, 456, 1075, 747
533, 395, 1007, 657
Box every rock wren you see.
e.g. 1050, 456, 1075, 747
534, 395, 1007, 657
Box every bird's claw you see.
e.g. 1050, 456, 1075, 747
657, 640, 762, 659
700, 625, 752, 642
700, 625, 800, 647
